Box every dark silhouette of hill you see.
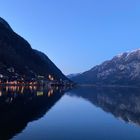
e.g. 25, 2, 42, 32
0, 17, 67, 81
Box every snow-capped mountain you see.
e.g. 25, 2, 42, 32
71, 49, 140, 86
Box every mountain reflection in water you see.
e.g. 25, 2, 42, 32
68, 87, 140, 126
1, 86, 140, 140
0, 86, 66, 140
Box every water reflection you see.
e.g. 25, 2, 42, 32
1, 86, 140, 140
68, 87, 140, 126
0, 86, 67, 140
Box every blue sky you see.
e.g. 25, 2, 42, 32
0, 0, 140, 74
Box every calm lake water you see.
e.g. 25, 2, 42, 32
0, 86, 140, 140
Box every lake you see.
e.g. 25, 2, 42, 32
0, 86, 140, 140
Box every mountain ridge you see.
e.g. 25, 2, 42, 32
0, 17, 68, 83
71, 49, 140, 86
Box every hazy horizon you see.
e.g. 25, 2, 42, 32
0, 0, 140, 74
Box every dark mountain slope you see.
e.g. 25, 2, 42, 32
0, 17, 67, 81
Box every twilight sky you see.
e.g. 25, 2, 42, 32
0, 0, 140, 74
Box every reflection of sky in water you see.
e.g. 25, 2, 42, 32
13, 87, 140, 140
0, 86, 140, 140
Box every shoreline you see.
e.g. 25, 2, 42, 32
76, 84, 140, 88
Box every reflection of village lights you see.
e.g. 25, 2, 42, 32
6, 86, 8, 92
21, 86, 24, 94
10, 97, 13, 102
33, 86, 37, 90
29, 86, 33, 91
17, 86, 19, 91
37, 91, 43, 96
0, 85, 40, 96
50, 89, 53, 95
48, 90, 51, 97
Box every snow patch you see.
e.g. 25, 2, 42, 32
116, 48, 140, 59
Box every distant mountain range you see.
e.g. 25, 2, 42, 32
0, 17, 67, 82
67, 73, 81, 79
71, 49, 140, 86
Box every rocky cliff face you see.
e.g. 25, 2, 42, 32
0, 17, 67, 82
71, 49, 140, 86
